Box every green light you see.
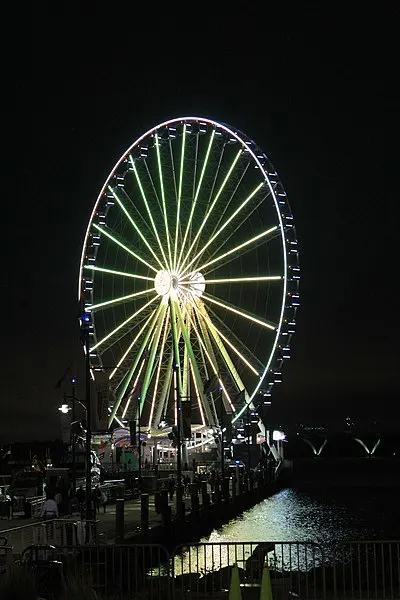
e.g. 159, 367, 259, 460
202, 293, 276, 331
84, 265, 154, 282
174, 298, 216, 426
109, 311, 155, 380
122, 359, 146, 419
90, 296, 158, 352
109, 305, 162, 426
180, 149, 242, 272
181, 181, 265, 276
193, 300, 260, 376
147, 307, 169, 429
174, 123, 186, 271
155, 133, 173, 269
139, 303, 167, 415
180, 296, 235, 412
177, 129, 215, 272
108, 186, 164, 270
89, 289, 152, 312
181, 275, 282, 285
93, 223, 158, 273
187, 226, 278, 277
130, 157, 169, 268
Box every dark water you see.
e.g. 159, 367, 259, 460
205, 487, 400, 546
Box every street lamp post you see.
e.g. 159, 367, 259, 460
219, 388, 225, 481
246, 405, 251, 471
172, 364, 184, 520
71, 378, 77, 493
137, 395, 142, 491
80, 311, 92, 542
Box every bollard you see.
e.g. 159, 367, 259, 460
162, 504, 172, 526
223, 477, 231, 501
160, 489, 169, 513
201, 481, 210, 509
115, 498, 125, 543
235, 466, 240, 496
249, 473, 254, 492
176, 498, 185, 521
189, 483, 200, 520
141, 493, 149, 531
215, 483, 222, 507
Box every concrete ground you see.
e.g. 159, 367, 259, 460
0, 491, 193, 550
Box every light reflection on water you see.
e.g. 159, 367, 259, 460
207, 488, 356, 548
174, 487, 399, 574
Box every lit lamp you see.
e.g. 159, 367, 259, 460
58, 403, 72, 445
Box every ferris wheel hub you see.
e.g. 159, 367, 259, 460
154, 269, 206, 300
154, 270, 173, 296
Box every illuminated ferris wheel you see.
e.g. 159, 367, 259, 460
78, 117, 299, 436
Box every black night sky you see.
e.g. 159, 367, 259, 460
1, 6, 397, 442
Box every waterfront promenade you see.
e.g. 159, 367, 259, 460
0, 488, 207, 554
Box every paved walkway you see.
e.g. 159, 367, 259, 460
0, 491, 193, 550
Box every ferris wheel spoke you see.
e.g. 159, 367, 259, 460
183, 275, 282, 287
154, 352, 174, 427
108, 303, 163, 427
90, 295, 159, 353
173, 298, 216, 425
173, 124, 186, 271
138, 303, 168, 416
147, 305, 170, 429
196, 305, 253, 410
193, 305, 237, 413
180, 148, 242, 273
208, 159, 251, 242
109, 311, 156, 380
180, 296, 235, 413
192, 299, 261, 377
184, 226, 278, 279
108, 186, 165, 270
95, 306, 157, 361
169, 138, 178, 207
130, 157, 169, 268
204, 191, 278, 269
155, 133, 173, 269
88, 289, 153, 312
122, 358, 146, 419
202, 292, 276, 331
189, 361, 206, 427
207, 304, 266, 372
180, 181, 266, 277
84, 264, 154, 283
92, 224, 158, 273
176, 129, 216, 272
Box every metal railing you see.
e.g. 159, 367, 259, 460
1, 540, 400, 598
331, 541, 400, 599
172, 541, 325, 599
1, 519, 99, 554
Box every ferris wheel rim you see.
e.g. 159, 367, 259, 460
78, 116, 298, 430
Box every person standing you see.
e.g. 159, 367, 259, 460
41, 497, 59, 520
76, 486, 85, 513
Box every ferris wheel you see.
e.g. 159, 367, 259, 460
78, 117, 299, 436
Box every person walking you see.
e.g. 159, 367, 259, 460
100, 489, 108, 513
